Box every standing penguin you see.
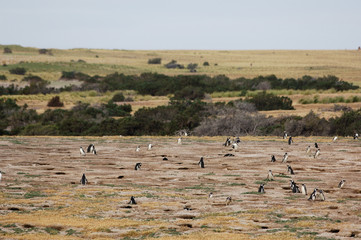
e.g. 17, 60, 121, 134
148, 144, 152, 150
225, 196, 232, 205
80, 147, 86, 156
319, 190, 326, 201
301, 184, 307, 195
354, 133, 359, 140
314, 149, 320, 158
271, 155, 276, 162
332, 136, 338, 142
80, 173, 88, 185
338, 179, 346, 189
0, 170, 2, 182
288, 136, 293, 145
258, 184, 265, 193
198, 157, 205, 168
129, 196, 137, 204
135, 163, 142, 170
314, 142, 319, 148
287, 165, 295, 175
87, 144, 94, 153
283, 131, 288, 139
282, 153, 288, 163
306, 146, 311, 154
267, 170, 274, 181
135, 145, 140, 152
177, 137, 182, 144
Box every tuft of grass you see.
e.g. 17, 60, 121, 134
44, 226, 60, 235
24, 191, 47, 199
242, 191, 264, 195
275, 174, 291, 178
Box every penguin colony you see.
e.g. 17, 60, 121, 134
73, 134, 354, 205
2, 132, 359, 232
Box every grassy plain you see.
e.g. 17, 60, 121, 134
0, 136, 360, 239
2, 45, 361, 117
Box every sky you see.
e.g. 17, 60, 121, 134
1, 0, 361, 50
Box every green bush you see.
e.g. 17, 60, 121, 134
3, 47, 12, 54
203, 61, 210, 66
148, 58, 162, 64
112, 92, 125, 102
9, 67, 26, 75
245, 91, 294, 111
0, 75, 7, 80
47, 96, 64, 107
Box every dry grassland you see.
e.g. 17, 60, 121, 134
0, 136, 360, 239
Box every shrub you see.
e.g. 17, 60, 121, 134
148, 58, 162, 64
203, 61, 210, 66
9, 67, 26, 75
38, 49, 52, 55
187, 63, 198, 72
164, 60, 184, 69
245, 91, 294, 111
47, 96, 64, 107
0, 75, 7, 80
173, 86, 205, 100
112, 92, 125, 102
3, 47, 12, 54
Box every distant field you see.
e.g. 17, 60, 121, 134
0, 136, 360, 239
2, 45, 361, 84
2, 45, 361, 117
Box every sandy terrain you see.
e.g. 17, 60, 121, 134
0, 136, 360, 239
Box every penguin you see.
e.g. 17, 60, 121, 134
267, 170, 274, 181
338, 179, 346, 189
306, 146, 311, 154
271, 155, 276, 162
184, 206, 192, 211
225, 196, 232, 205
318, 190, 325, 201
258, 183, 265, 193
288, 136, 293, 145
332, 136, 338, 142
87, 144, 94, 153
283, 131, 288, 139
129, 196, 137, 205
354, 133, 359, 140
282, 153, 288, 163
80, 173, 88, 185
148, 144, 152, 150
314, 142, 319, 148
235, 137, 241, 143
224, 153, 235, 157
92, 148, 97, 155
208, 192, 213, 199
308, 191, 316, 201
162, 157, 168, 161
80, 147, 86, 156
0, 170, 2, 182
301, 184, 307, 195
224, 137, 231, 146
231, 143, 238, 150
198, 157, 205, 168
135, 162, 142, 170
290, 180, 295, 189
314, 149, 320, 158
287, 165, 295, 175
292, 184, 300, 193
177, 137, 182, 144
136, 145, 140, 152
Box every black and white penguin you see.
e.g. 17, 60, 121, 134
87, 144, 94, 153
129, 196, 137, 205
308, 188, 317, 201
198, 157, 205, 168
292, 184, 300, 193
288, 136, 293, 145
306, 145, 311, 154
282, 153, 288, 163
283, 131, 288, 139
0, 170, 2, 182
287, 165, 295, 175
209, 192, 213, 199
235, 137, 241, 143
319, 190, 325, 201
314, 148, 320, 158
290, 180, 295, 189
148, 144, 152, 150
354, 133, 359, 140
162, 157, 168, 161
226, 196, 232, 205
258, 184, 265, 193
80, 147, 86, 156
271, 155, 276, 162
267, 170, 274, 181
338, 179, 346, 188
232, 143, 238, 150
224, 137, 231, 147
80, 173, 88, 185
177, 137, 182, 144
332, 136, 338, 142
301, 184, 307, 195
314, 142, 319, 148
135, 163, 142, 170
135, 145, 140, 152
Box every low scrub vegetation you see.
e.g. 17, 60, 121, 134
299, 95, 361, 104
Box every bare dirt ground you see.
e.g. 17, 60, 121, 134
0, 136, 360, 239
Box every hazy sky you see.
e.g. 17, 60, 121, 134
1, 0, 361, 50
